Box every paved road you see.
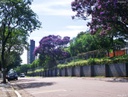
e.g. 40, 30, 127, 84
11, 77, 128, 97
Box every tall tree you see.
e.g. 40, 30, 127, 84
4, 28, 29, 71
0, 0, 41, 83
71, 0, 128, 38
69, 32, 99, 56
34, 35, 70, 69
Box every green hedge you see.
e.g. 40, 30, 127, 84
27, 55, 128, 74
27, 68, 44, 74
57, 54, 128, 69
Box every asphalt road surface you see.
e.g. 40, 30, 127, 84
11, 77, 128, 97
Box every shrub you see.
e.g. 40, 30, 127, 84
57, 54, 128, 69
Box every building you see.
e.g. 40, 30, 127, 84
27, 40, 35, 64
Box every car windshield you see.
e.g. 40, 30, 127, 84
20, 73, 25, 75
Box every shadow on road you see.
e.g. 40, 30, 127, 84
14, 82, 55, 90
18, 78, 37, 82
106, 77, 128, 83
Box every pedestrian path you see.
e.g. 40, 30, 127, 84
0, 79, 17, 97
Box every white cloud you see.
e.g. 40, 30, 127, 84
32, 0, 72, 8
66, 25, 86, 30
39, 27, 88, 40
31, 0, 75, 16
55, 30, 81, 38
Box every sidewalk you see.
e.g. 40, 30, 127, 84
0, 79, 17, 97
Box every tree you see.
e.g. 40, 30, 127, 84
34, 35, 70, 69
6, 52, 22, 71
69, 31, 125, 57
93, 28, 126, 56
15, 64, 30, 75
71, 0, 128, 38
0, 0, 41, 83
4, 29, 29, 71
31, 59, 40, 69
69, 32, 99, 56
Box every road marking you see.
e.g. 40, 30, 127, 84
15, 90, 22, 97
31, 89, 67, 94
10, 85, 22, 97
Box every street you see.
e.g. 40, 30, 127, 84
11, 77, 128, 97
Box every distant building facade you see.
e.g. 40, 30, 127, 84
27, 40, 35, 64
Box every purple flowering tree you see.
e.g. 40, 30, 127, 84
71, 0, 128, 37
34, 35, 70, 69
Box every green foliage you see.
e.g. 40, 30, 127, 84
57, 60, 88, 69
15, 64, 30, 75
57, 55, 128, 69
6, 52, 22, 71
69, 31, 112, 57
3, 29, 29, 70
34, 68, 44, 73
69, 30, 127, 60
0, 0, 41, 83
110, 55, 128, 64
31, 59, 40, 69
69, 32, 97, 56
87, 58, 98, 65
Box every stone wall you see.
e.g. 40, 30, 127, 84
27, 63, 128, 77
106, 63, 128, 77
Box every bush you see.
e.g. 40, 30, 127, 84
57, 54, 128, 69
57, 60, 88, 69
87, 58, 98, 65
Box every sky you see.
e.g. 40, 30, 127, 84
21, 0, 89, 64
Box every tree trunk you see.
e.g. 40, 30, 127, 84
1, 60, 7, 83
2, 69, 7, 83
110, 35, 115, 57
107, 49, 109, 57
113, 49, 116, 57
1, 42, 7, 83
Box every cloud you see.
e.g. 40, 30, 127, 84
39, 26, 88, 39
31, 0, 75, 16
66, 25, 86, 30
32, 0, 72, 8
54, 29, 88, 39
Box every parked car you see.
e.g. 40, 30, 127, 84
20, 73, 25, 77
6, 72, 18, 81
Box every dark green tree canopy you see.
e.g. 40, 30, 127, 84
69, 32, 99, 56
0, 0, 41, 32
0, 0, 41, 83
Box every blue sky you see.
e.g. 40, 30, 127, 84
21, 0, 89, 64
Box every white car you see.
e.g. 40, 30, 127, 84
20, 73, 25, 77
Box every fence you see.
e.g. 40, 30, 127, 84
109, 50, 126, 57
27, 63, 128, 77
